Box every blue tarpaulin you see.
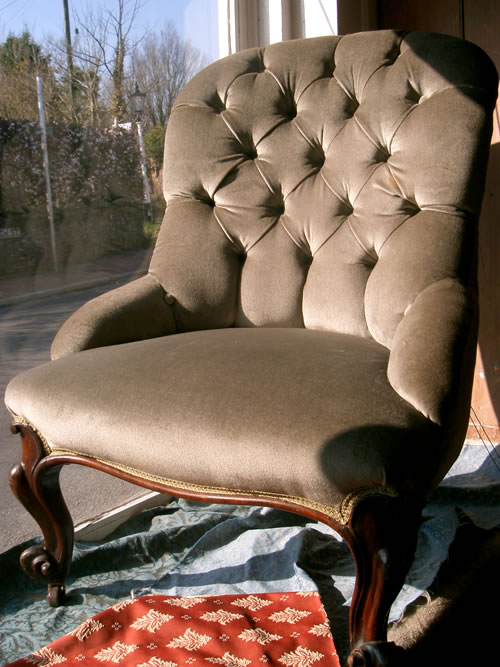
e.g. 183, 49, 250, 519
0, 443, 498, 664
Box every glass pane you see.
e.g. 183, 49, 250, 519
303, 0, 337, 37
0, 0, 221, 551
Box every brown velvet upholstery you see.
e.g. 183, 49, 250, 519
5, 31, 497, 664
8, 328, 442, 506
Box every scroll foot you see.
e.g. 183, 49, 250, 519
9, 422, 74, 605
348, 641, 407, 666
48, 583, 66, 607
341, 494, 423, 661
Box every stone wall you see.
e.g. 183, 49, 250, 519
0, 120, 146, 277
1, 202, 145, 275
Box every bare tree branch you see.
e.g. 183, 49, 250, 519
131, 21, 208, 129
73, 0, 146, 122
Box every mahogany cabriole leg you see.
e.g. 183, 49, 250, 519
341, 494, 424, 667
6, 417, 424, 664
8, 422, 74, 607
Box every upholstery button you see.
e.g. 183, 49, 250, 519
209, 93, 225, 113
275, 201, 285, 216
401, 199, 420, 215
406, 84, 421, 104
315, 148, 326, 167
164, 293, 176, 305
281, 94, 297, 120
252, 55, 266, 73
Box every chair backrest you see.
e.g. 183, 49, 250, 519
150, 30, 497, 345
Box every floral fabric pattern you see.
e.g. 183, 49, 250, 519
6, 593, 340, 667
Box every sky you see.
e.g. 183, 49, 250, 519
0, 0, 220, 62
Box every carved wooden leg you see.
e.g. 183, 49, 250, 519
8, 422, 74, 607
342, 495, 423, 667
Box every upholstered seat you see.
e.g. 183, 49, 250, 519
6, 30, 497, 666
7, 327, 443, 508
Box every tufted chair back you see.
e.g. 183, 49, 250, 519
151, 30, 494, 350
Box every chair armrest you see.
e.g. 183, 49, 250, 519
387, 278, 477, 427
51, 274, 176, 360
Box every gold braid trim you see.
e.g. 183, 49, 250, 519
12, 415, 51, 455
11, 415, 397, 526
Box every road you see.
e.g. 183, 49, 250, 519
0, 282, 146, 553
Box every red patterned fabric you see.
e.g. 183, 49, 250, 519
7, 593, 340, 666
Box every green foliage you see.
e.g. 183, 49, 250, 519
143, 219, 161, 246
0, 32, 62, 121
1, 121, 143, 211
144, 125, 166, 174
0, 31, 48, 73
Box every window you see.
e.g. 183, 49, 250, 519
220, 0, 337, 52
0, 0, 222, 551
0, 0, 339, 551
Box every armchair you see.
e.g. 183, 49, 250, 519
5, 30, 497, 666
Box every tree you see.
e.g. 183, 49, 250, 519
131, 22, 208, 130
144, 124, 166, 174
0, 31, 47, 72
0, 8, 207, 128
50, 31, 104, 125
0, 31, 60, 121
73, 0, 145, 123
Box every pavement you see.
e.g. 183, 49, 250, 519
0, 247, 154, 553
0, 246, 153, 307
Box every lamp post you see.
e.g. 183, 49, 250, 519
36, 75, 58, 271
129, 83, 153, 221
